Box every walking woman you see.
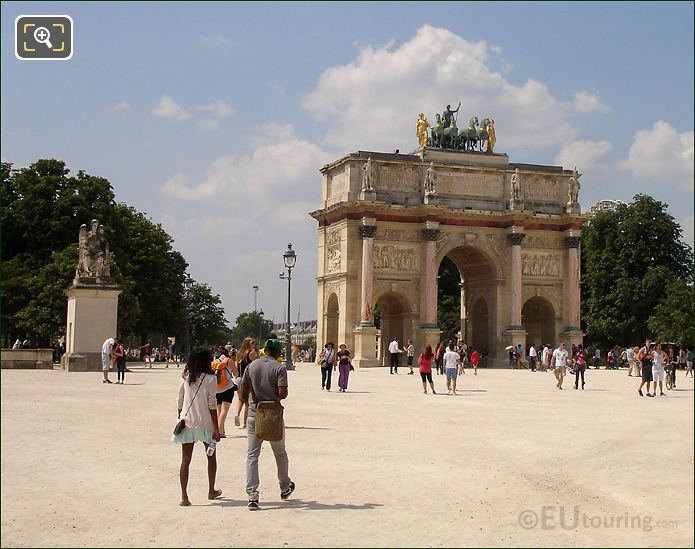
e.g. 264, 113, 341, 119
172, 348, 221, 506
668, 345, 678, 389
574, 345, 587, 389
319, 342, 336, 391
419, 344, 436, 394
213, 348, 239, 438
114, 339, 126, 384
234, 338, 257, 429
435, 342, 445, 375
337, 343, 352, 392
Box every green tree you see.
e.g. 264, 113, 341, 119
1, 159, 199, 346
647, 279, 694, 344
186, 282, 231, 348
581, 194, 693, 348
230, 311, 273, 346
437, 256, 461, 342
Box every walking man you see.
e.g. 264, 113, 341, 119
239, 339, 295, 510
388, 337, 403, 374
552, 342, 569, 389
406, 339, 415, 375
140, 339, 154, 368
443, 343, 460, 395
528, 343, 537, 372
593, 347, 601, 369
101, 336, 114, 384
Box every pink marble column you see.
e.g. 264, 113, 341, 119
359, 223, 377, 325
508, 232, 525, 327
422, 228, 440, 327
566, 236, 581, 329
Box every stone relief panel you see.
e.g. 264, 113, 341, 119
521, 175, 564, 203
324, 281, 342, 301
377, 165, 420, 193
523, 234, 564, 250
438, 171, 503, 198
522, 253, 561, 277
329, 171, 349, 197
326, 228, 341, 246
373, 245, 418, 271
326, 246, 342, 274
374, 227, 420, 242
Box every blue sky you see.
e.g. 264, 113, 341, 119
2, 1, 693, 327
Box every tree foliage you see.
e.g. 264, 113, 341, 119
647, 279, 694, 345
186, 282, 232, 348
581, 194, 693, 348
437, 256, 461, 342
230, 311, 273, 346
1, 159, 229, 348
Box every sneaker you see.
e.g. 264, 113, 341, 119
660, 393, 667, 397
646, 393, 654, 397
248, 500, 259, 511
280, 481, 295, 500
638, 389, 643, 397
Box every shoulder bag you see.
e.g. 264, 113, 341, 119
173, 376, 205, 435
255, 400, 284, 441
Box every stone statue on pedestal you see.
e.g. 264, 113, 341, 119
568, 167, 581, 205
510, 168, 521, 202
75, 219, 112, 283
424, 161, 437, 194
362, 156, 376, 192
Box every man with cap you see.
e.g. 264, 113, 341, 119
239, 338, 295, 510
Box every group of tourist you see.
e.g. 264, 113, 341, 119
317, 342, 353, 392
172, 338, 295, 510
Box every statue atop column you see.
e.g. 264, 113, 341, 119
568, 167, 581, 204
75, 219, 113, 284
509, 168, 524, 211
362, 156, 376, 192
424, 162, 437, 194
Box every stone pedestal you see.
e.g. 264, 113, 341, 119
504, 327, 527, 350
424, 192, 439, 205
352, 324, 380, 368
61, 284, 121, 372
566, 203, 581, 214
509, 200, 525, 211
359, 190, 377, 201
420, 327, 442, 352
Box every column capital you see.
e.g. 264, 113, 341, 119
507, 233, 526, 246
359, 225, 377, 238
565, 236, 581, 248
422, 228, 440, 241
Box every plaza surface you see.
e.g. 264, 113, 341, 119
1, 364, 693, 548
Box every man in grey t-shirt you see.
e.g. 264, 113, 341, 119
239, 339, 294, 510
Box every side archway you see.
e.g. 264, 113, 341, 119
521, 296, 556, 348
374, 291, 413, 366
324, 293, 339, 347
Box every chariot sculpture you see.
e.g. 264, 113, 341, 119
416, 103, 497, 153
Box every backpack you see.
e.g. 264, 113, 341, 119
212, 359, 231, 391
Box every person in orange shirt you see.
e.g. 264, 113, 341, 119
470, 348, 480, 376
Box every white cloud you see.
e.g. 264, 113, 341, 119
198, 118, 220, 131
200, 33, 228, 45
196, 100, 234, 118
110, 101, 130, 112
618, 121, 694, 190
152, 95, 190, 121
302, 24, 579, 153
555, 140, 613, 172
572, 91, 611, 113
160, 125, 331, 203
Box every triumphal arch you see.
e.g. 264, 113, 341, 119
310, 108, 586, 367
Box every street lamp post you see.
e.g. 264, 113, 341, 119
258, 308, 264, 344
279, 243, 297, 370
182, 274, 194, 363
252, 285, 259, 312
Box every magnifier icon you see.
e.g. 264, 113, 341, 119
33, 27, 53, 49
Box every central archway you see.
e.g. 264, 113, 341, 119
437, 244, 498, 357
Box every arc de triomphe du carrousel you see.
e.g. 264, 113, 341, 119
310, 107, 586, 367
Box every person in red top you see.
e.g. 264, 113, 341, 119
470, 348, 480, 376
418, 345, 436, 394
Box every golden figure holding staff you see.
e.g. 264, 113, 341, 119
486, 119, 496, 153
416, 113, 430, 148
